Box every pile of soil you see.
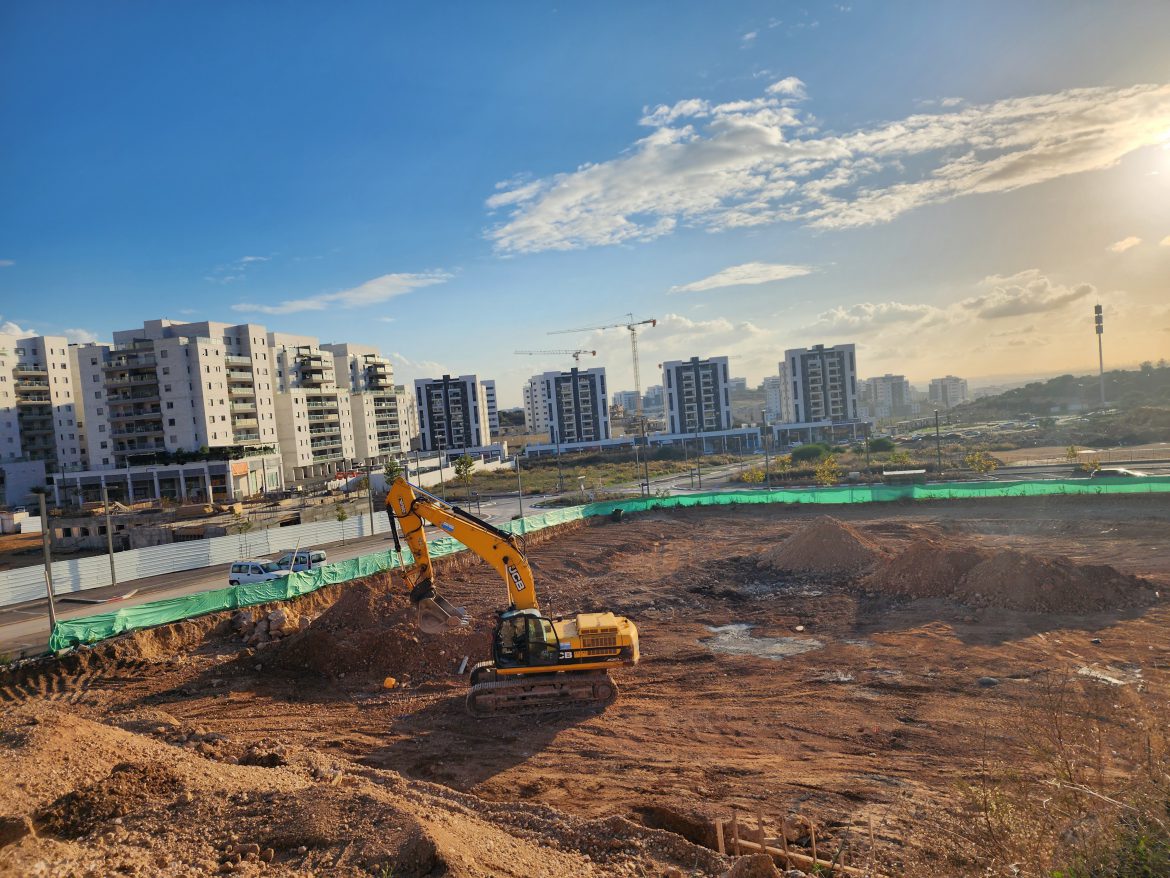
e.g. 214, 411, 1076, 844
268, 572, 490, 680
757, 515, 886, 576
864, 541, 1157, 613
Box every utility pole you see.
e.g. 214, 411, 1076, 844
762, 408, 771, 488
1094, 303, 1105, 407
101, 484, 118, 589
38, 492, 57, 630
694, 425, 703, 489
516, 455, 524, 520
365, 463, 376, 534
934, 409, 943, 475
640, 417, 650, 496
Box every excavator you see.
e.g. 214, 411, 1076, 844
384, 476, 639, 717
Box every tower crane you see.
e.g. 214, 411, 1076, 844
513, 349, 597, 365
549, 314, 657, 417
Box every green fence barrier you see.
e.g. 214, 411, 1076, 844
48, 475, 1170, 651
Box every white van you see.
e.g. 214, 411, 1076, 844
274, 549, 327, 572
228, 559, 287, 585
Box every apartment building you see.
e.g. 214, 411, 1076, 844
481, 379, 499, 440
929, 375, 969, 409
611, 390, 640, 414
324, 343, 405, 464
529, 367, 609, 445
523, 377, 551, 434
415, 374, 491, 455
393, 384, 418, 451
0, 333, 83, 471
762, 363, 794, 423
862, 374, 913, 420
270, 332, 355, 481
784, 343, 860, 426
661, 356, 732, 435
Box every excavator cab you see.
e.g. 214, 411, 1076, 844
493, 610, 558, 669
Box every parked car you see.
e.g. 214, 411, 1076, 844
1090, 467, 1148, 478
274, 549, 328, 572
228, 559, 287, 586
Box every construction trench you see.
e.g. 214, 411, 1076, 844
2, 493, 1169, 877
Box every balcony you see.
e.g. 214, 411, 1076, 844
229, 400, 257, 413
231, 417, 259, 429
228, 384, 255, 397
226, 369, 254, 383
103, 353, 157, 371
109, 407, 163, 421
13, 365, 48, 376
16, 395, 52, 405
107, 389, 160, 403
14, 378, 50, 391
111, 425, 164, 439
105, 374, 159, 389
225, 354, 252, 366
233, 431, 261, 442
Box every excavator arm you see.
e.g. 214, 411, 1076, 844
385, 476, 538, 633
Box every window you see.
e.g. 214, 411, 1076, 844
98, 425, 105, 432
168, 418, 175, 426
94, 391, 101, 399
164, 384, 171, 393
102, 457, 109, 465
162, 367, 170, 375
92, 374, 100, 382
100, 441, 107, 449
161, 350, 168, 358
166, 401, 173, 409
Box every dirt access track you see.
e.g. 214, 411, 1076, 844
2, 493, 1169, 877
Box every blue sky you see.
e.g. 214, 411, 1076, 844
2, 1, 1169, 405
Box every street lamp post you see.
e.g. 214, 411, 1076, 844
640, 417, 650, 497
694, 424, 703, 489
553, 428, 564, 493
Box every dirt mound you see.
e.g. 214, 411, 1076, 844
268, 572, 490, 680
757, 515, 885, 576
865, 541, 1157, 613
862, 539, 991, 599
38, 761, 183, 837
957, 550, 1156, 613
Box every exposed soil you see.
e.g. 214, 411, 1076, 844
2, 493, 1169, 877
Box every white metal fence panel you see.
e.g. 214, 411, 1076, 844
0, 512, 385, 608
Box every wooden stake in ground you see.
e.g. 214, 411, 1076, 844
714, 819, 725, 855
730, 809, 741, 856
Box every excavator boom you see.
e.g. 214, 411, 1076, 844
386, 477, 537, 633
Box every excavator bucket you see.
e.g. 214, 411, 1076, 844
416, 594, 469, 634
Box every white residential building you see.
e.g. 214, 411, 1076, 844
661, 356, 732, 435
481, 379, 499, 440
324, 343, 405, 464
0, 333, 83, 472
415, 374, 492, 455
929, 375, 969, 409
611, 390, 641, 414
773, 343, 865, 444
523, 377, 551, 434
393, 384, 418, 451
270, 332, 356, 481
529, 367, 609, 445
762, 363, 794, 423
862, 374, 913, 420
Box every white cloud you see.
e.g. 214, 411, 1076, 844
961, 269, 1095, 319
0, 259, 14, 268
1108, 236, 1142, 253
238, 255, 269, 264
486, 80, 1170, 254
1159, 235, 1170, 247
741, 31, 757, 44
233, 271, 450, 316
63, 328, 100, 344
764, 76, 807, 99
813, 301, 944, 331
206, 254, 273, 284
670, 261, 814, 293
1, 318, 35, 336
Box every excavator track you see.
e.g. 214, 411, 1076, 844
465, 671, 618, 718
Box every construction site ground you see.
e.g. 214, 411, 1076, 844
2, 493, 1168, 877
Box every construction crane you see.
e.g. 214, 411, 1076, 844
514, 349, 597, 365
549, 314, 657, 417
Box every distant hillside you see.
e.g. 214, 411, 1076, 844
955, 363, 1170, 420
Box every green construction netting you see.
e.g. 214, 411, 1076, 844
48, 475, 1170, 650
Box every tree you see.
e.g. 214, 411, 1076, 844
384, 458, 404, 483
887, 450, 914, 468
791, 443, 828, 464
454, 454, 475, 499
773, 454, 793, 479
964, 450, 999, 475
867, 437, 896, 453
1065, 445, 1079, 462
335, 503, 349, 544
814, 454, 844, 487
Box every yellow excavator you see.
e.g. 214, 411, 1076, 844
384, 476, 639, 717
